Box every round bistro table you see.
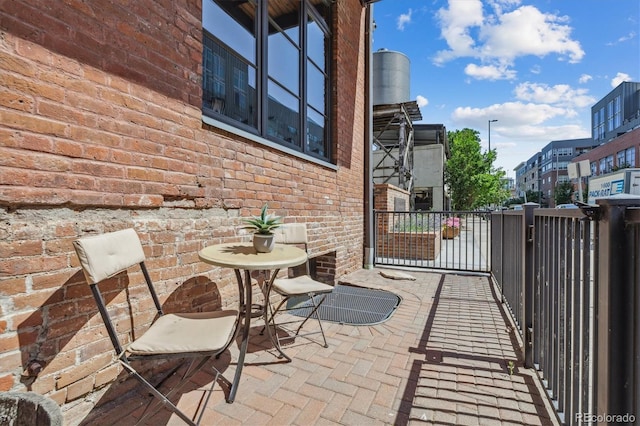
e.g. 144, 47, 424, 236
198, 242, 307, 403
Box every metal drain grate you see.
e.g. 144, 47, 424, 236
287, 284, 401, 326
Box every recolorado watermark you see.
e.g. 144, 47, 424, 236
576, 413, 635, 423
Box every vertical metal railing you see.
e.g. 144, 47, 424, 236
373, 210, 491, 272
531, 208, 596, 425
490, 209, 525, 329
374, 201, 639, 425
493, 198, 640, 425
594, 199, 639, 425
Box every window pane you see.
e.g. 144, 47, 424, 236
267, 80, 300, 146
307, 14, 325, 69
203, 0, 256, 65
307, 107, 326, 157
203, 1, 258, 128
307, 60, 325, 111
627, 147, 636, 167
203, 34, 257, 128
268, 31, 300, 95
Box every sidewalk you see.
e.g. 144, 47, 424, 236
69, 268, 558, 425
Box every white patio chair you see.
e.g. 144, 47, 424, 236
73, 228, 238, 425
263, 223, 334, 356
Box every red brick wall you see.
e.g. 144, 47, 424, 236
573, 128, 640, 174
0, 0, 367, 411
373, 184, 440, 260
374, 184, 410, 211
377, 232, 441, 261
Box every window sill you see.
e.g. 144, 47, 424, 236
202, 115, 337, 171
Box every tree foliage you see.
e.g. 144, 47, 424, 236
554, 181, 574, 205
444, 128, 510, 210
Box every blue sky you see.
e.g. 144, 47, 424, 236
371, 0, 640, 177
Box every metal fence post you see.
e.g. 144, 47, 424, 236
523, 202, 536, 368
595, 197, 636, 422
499, 209, 505, 303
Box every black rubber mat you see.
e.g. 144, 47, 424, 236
287, 284, 401, 325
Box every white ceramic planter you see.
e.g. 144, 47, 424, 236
253, 233, 275, 253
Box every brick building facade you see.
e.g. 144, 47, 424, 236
573, 128, 640, 176
0, 0, 370, 414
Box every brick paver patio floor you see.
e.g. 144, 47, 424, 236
69, 268, 558, 425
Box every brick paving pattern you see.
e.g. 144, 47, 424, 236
70, 269, 558, 425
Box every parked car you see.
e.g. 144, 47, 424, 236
556, 203, 578, 209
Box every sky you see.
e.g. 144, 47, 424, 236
371, 0, 640, 178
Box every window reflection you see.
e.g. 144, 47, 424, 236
307, 15, 325, 69
307, 60, 325, 111
267, 1, 301, 146
267, 81, 300, 145
203, 0, 257, 128
307, 108, 325, 157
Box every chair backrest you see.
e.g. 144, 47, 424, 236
74, 228, 162, 355
73, 228, 146, 285
274, 224, 311, 277
274, 223, 308, 246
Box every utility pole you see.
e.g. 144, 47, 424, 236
488, 119, 498, 151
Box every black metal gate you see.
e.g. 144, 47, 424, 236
373, 210, 491, 273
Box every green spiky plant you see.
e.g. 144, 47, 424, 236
242, 204, 282, 235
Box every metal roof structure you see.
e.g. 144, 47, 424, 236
372, 101, 422, 194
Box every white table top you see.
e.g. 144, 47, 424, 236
198, 242, 307, 270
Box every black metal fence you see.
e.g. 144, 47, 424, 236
374, 210, 491, 272
492, 199, 640, 425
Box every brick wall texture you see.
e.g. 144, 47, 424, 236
0, 0, 368, 410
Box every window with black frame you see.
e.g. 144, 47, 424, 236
202, 0, 332, 162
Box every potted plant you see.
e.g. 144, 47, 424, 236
242, 204, 282, 253
441, 217, 460, 239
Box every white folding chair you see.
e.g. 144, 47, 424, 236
73, 229, 238, 425
263, 224, 334, 357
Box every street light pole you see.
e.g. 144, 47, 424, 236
488, 119, 498, 151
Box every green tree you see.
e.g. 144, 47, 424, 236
527, 189, 544, 205
444, 128, 509, 210
554, 181, 574, 205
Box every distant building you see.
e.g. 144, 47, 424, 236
592, 81, 640, 144
502, 177, 516, 198
516, 81, 640, 206
412, 124, 449, 211
573, 129, 639, 176
515, 154, 542, 203
539, 138, 598, 206
572, 81, 640, 197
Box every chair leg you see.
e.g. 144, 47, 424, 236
125, 357, 219, 426
268, 293, 329, 350
293, 294, 328, 348
264, 297, 292, 360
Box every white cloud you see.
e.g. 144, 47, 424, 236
397, 9, 412, 31
611, 72, 632, 88
416, 95, 429, 107
433, 0, 483, 64
433, 1, 584, 78
618, 31, 636, 43
514, 82, 595, 108
465, 63, 516, 80
481, 6, 584, 63
607, 31, 637, 46
452, 102, 571, 127
578, 74, 592, 84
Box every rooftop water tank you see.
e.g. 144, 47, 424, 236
373, 48, 410, 105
